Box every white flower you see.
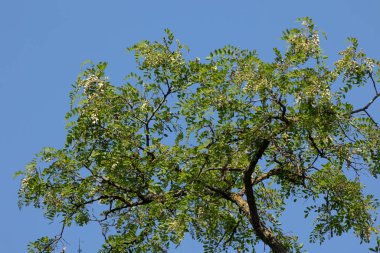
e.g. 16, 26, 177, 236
295, 95, 301, 104
141, 101, 149, 112
365, 58, 375, 72
81, 75, 107, 96
90, 113, 99, 124
98, 81, 105, 89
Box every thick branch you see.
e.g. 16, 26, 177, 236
245, 139, 270, 178
207, 185, 288, 253
205, 186, 250, 217
244, 139, 289, 253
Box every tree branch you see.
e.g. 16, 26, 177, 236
350, 93, 380, 114
206, 184, 289, 253
243, 139, 289, 253
368, 71, 378, 94
252, 167, 283, 185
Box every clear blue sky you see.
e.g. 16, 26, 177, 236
1, 1, 379, 252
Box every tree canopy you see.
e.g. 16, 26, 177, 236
18, 18, 380, 253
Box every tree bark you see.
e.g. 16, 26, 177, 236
244, 139, 289, 253
206, 139, 290, 253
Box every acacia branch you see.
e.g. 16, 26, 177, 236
307, 132, 327, 158
206, 167, 243, 172
206, 184, 288, 253
368, 71, 378, 94
205, 186, 250, 217
350, 93, 380, 114
245, 139, 270, 179
252, 167, 283, 185
242, 139, 289, 253
146, 83, 172, 123
364, 110, 379, 128
270, 91, 289, 124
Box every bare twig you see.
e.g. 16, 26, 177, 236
351, 93, 380, 114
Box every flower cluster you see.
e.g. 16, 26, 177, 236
78, 75, 107, 99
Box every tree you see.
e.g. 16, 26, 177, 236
18, 18, 380, 253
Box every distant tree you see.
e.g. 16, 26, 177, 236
19, 18, 380, 253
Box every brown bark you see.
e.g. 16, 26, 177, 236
207, 188, 289, 253
243, 139, 289, 253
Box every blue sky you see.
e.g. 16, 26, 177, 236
1, 1, 380, 252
